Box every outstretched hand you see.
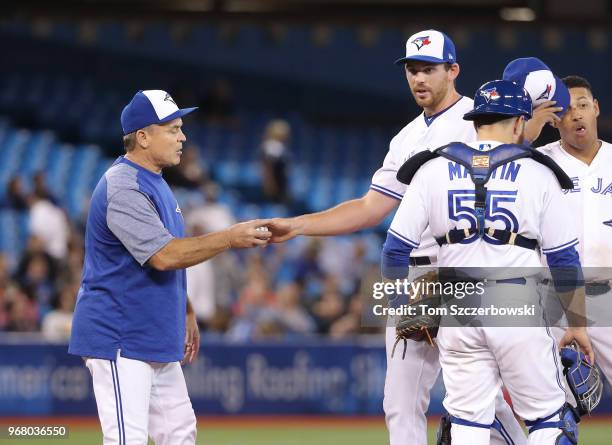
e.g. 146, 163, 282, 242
226, 219, 273, 248
267, 218, 301, 243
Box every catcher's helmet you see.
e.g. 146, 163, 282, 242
463, 79, 532, 121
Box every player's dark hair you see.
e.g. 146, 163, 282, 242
562, 75, 593, 95
123, 133, 136, 152
472, 114, 516, 129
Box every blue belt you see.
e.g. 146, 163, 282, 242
542, 279, 610, 296
409, 256, 434, 266
496, 277, 527, 286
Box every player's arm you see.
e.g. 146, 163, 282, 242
544, 247, 593, 363
381, 174, 428, 281
148, 221, 271, 270
107, 189, 272, 271
540, 176, 594, 362
269, 189, 399, 242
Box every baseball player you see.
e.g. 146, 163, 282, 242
68, 90, 273, 445
270, 30, 526, 445
382, 79, 593, 445
536, 75, 612, 383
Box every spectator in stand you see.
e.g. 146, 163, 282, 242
293, 238, 324, 297
185, 182, 235, 233
319, 238, 369, 295
16, 236, 58, 278
0, 253, 10, 330
227, 253, 279, 338
311, 274, 345, 333
61, 233, 84, 284
16, 251, 56, 318
5, 284, 38, 332
329, 293, 362, 338
261, 119, 291, 203
1, 176, 29, 211
163, 144, 209, 189
274, 281, 315, 335
29, 189, 70, 261
185, 213, 242, 329
41, 281, 78, 342
33, 171, 59, 205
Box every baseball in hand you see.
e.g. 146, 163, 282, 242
255, 226, 269, 232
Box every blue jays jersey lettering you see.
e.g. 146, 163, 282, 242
561, 176, 612, 196
538, 141, 612, 278
590, 178, 612, 195
69, 156, 186, 362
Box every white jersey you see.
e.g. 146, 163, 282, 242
538, 140, 612, 280
371, 96, 476, 258
389, 140, 578, 274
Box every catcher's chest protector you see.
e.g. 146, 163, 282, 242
396, 142, 574, 249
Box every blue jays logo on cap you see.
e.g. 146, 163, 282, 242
480, 88, 500, 103
395, 29, 457, 65
536, 84, 552, 101
164, 93, 177, 105
464, 79, 532, 121
411, 36, 431, 51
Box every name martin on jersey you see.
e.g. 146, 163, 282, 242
448, 161, 521, 182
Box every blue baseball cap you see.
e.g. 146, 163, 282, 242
502, 57, 570, 117
463, 80, 532, 121
120, 90, 198, 135
395, 29, 457, 65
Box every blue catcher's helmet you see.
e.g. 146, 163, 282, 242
463, 79, 533, 121
560, 343, 603, 416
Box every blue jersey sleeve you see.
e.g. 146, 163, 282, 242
381, 232, 414, 279
545, 245, 584, 293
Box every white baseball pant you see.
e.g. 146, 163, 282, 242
383, 265, 526, 445
85, 352, 196, 445
438, 324, 567, 445
384, 327, 527, 445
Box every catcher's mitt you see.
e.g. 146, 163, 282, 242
392, 271, 441, 359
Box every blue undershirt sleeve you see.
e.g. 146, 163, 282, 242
381, 232, 413, 280
545, 245, 584, 293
